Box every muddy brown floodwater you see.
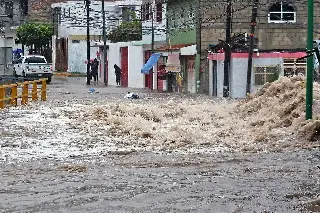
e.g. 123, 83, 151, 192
0, 77, 319, 213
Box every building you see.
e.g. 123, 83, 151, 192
140, 0, 167, 90
100, 0, 168, 89
51, 0, 141, 75
160, 0, 199, 94
0, 0, 28, 73
200, 1, 320, 98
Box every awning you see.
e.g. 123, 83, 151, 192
155, 43, 195, 51
141, 53, 161, 74
180, 44, 197, 55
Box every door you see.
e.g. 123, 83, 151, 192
120, 47, 128, 87
212, 60, 217, 96
144, 51, 153, 89
187, 58, 196, 93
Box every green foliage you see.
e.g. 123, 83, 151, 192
108, 19, 142, 43
17, 22, 53, 47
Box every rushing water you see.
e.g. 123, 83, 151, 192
0, 77, 319, 212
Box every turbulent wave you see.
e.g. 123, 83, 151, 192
0, 76, 319, 161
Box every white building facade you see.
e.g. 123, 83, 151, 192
51, 0, 141, 74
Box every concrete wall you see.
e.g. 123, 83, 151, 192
230, 57, 282, 98
106, 42, 144, 88
208, 54, 283, 98
107, 44, 121, 86
128, 46, 144, 88
67, 40, 99, 73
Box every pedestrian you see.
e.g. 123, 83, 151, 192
91, 58, 99, 84
114, 64, 122, 86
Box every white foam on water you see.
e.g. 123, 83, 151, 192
0, 76, 319, 162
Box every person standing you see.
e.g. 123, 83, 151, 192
91, 58, 99, 84
114, 64, 122, 86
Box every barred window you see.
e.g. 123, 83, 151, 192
283, 58, 306, 76
254, 66, 280, 86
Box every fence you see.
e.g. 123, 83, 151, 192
0, 78, 47, 109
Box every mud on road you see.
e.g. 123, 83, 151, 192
0, 77, 319, 212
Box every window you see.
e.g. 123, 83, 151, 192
188, 5, 195, 26
5, 1, 13, 17
254, 66, 280, 86
170, 11, 176, 28
283, 58, 306, 76
122, 7, 135, 22
145, 3, 151, 20
20, 0, 28, 16
24, 57, 46, 64
141, 4, 145, 21
178, 9, 185, 28
156, 3, 162, 22
268, 2, 296, 23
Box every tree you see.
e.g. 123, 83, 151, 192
108, 13, 142, 43
17, 22, 53, 55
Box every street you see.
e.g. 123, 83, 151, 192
0, 76, 319, 213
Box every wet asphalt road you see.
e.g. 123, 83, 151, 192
0, 77, 319, 213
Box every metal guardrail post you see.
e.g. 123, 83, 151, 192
41, 79, 47, 101
10, 84, 17, 106
0, 87, 5, 109
32, 82, 38, 101
21, 83, 28, 105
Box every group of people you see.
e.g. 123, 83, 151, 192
89, 58, 122, 86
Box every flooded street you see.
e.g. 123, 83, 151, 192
0, 77, 319, 212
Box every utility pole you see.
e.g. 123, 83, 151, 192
306, 0, 314, 119
151, 4, 156, 90
223, 0, 232, 97
246, 0, 258, 95
151, 9, 155, 54
102, 0, 107, 85
195, 0, 201, 93
86, 0, 91, 85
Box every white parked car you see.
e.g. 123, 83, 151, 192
13, 55, 53, 83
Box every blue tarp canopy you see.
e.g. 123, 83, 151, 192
141, 53, 161, 74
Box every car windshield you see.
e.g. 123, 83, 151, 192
25, 57, 46, 63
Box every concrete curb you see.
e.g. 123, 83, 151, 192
53, 72, 86, 77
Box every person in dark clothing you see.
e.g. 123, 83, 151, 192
114, 64, 122, 86
91, 58, 99, 84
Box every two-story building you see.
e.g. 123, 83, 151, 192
51, 0, 142, 76
140, 0, 167, 90
200, 1, 320, 98
161, 0, 199, 93
0, 0, 28, 74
